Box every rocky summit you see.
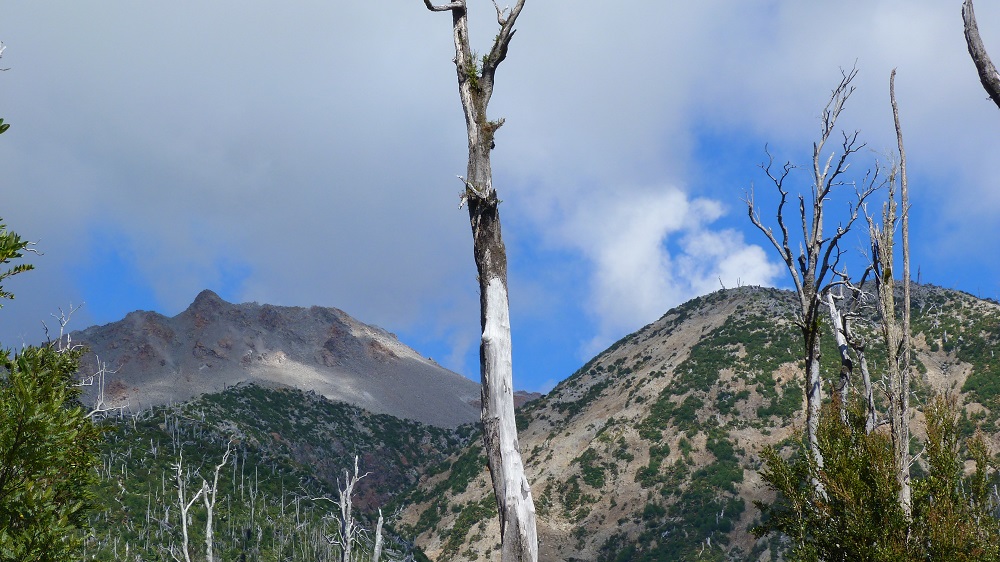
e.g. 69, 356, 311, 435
72, 290, 481, 427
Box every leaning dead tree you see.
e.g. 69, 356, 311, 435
747, 68, 878, 495
422, 1, 538, 560
825, 276, 878, 434
963, 0, 1000, 109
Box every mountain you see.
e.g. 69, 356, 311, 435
72, 289, 481, 427
397, 284, 1000, 561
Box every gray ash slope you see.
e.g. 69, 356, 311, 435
73, 290, 481, 427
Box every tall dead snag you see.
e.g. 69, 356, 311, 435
867, 69, 913, 517
747, 68, 877, 495
963, 0, 1000, 109
422, 1, 538, 560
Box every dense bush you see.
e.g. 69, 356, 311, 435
754, 395, 1000, 561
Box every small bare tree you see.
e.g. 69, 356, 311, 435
323, 455, 369, 562
747, 68, 878, 494
421, 1, 538, 560
963, 0, 1000, 109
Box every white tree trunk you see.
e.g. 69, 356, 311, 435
202, 440, 233, 562
805, 333, 825, 482
371, 509, 383, 562
172, 452, 204, 562
333, 455, 368, 562
825, 291, 852, 424
857, 344, 876, 434
482, 278, 538, 561
423, 2, 538, 560
891, 69, 913, 517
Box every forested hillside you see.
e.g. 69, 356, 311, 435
84, 384, 471, 560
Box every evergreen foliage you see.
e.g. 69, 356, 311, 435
0, 221, 103, 562
754, 395, 1000, 561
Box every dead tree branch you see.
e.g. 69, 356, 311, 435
963, 0, 1000, 109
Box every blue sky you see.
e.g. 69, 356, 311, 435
2, 1, 1000, 393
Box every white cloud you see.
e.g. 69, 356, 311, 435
554, 187, 780, 357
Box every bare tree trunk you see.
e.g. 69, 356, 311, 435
963, 0, 1000, 109
863, 70, 913, 518
371, 509, 383, 562
172, 452, 205, 562
334, 456, 368, 562
854, 339, 876, 434
892, 69, 913, 518
825, 291, 852, 424
423, 2, 538, 560
804, 322, 824, 480
202, 440, 234, 562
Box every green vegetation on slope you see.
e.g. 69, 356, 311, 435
83, 383, 468, 560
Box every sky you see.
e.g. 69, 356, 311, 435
2, 1, 999, 394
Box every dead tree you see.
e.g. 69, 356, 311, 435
963, 0, 1000, 109
171, 452, 204, 562
202, 439, 234, 562
864, 69, 913, 517
826, 279, 879, 434
371, 508, 383, 562
824, 289, 854, 424
325, 455, 369, 562
747, 68, 878, 494
422, 1, 538, 560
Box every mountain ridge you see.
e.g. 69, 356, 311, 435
72, 289, 483, 427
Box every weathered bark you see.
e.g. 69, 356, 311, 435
963, 0, 1000, 109
892, 69, 913, 517
824, 291, 852, 424
869, 198, 910, 517
423, 2, 538, 560
855, 341, 876, 434
861, 69, 913, 518
826, 280, 878, 433
747, 68, 876, 496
